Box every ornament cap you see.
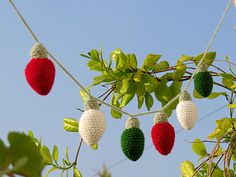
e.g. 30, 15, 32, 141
154, 111, 168, 124
84, 96, 100, 110
179, 91, 192, 102
30, 43, 48, 59
197, 62, 209, 72
125, 117, 140, 129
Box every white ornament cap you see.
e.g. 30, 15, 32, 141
84, 96, 100, 111
196, 62, 208, 73
125, 117, 140, 129
30, 43, 48, 58
153, 111, 168, 125
179, 91, 192, 102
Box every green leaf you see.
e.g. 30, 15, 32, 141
133, 69, 143, 82
212, 167, 223, 177
142, 54, 161, 71
111, 108, 122, 119
114, 52, 129, 70
80, 88, 90, 103
153, 61, 169, 72
65, 147, 70, 163
80, 53, 91, 60
207, 92, 227, 99
111, 94, 122, 119
28, 130, 35, 139
0, 140, 8, 169
219, 73, 234, 88
180, 161, 194, 177
228, 103, 236, 108
45, 166, 58, 177
193, 89, 204, 99
119, 91, 135, 108
145, 93, 154, 111
40, 145, 52, 165
208, 128, 221, 140
192, 138, 207, 157
143, 74, 159, 93
127, 54, 138, 69
231, 84, 236, 89
175, 61, 186, 79
154, 79, 172, 102
92, 74, 114, 86
73, 166, 82, 177
136, 84, 146, 109
120, 79, 130, 94
87, 60, 107, 71
88, 49, 100, 61
178, 55, 194, 63
64, 118, 79, 132
193, 52, 216, 66
90, 144, 98, 150
52, 145, 59, 162
8, 132, 45, 177
111, 48, 122, 63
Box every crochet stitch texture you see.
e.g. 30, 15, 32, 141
79, 109, 106, 146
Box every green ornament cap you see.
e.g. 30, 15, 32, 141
30, 43, 48, 58
179, 91, 192, 102
154, 111, 168, 124
197, 62, 208, 73
125, 117, 140, 129
84, 96, 100, 110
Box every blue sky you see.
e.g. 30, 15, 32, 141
0, 0, 236, 176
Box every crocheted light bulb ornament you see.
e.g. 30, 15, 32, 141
120, 117, 145, 161
176, 91, 198, 130
79, 97, 106, 146
194, 62, 213, 97
151, 112, 175, 156
25, 43, 55, 95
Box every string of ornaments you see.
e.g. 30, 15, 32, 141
24, 42, 217, 160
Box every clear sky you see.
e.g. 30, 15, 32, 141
0, 0, 236, 177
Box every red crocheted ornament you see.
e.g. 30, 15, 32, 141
25, 58, 55, 95
151, 122, 175, 156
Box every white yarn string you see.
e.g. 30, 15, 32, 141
8, 0, 231, 118
7, 0, 133, 118
133, 0, 232, 117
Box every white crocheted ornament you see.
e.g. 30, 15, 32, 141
176, 91, 198, 130
79, 97, 106, 146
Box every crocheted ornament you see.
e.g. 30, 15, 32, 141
121, 117, 145, 161
79, 97, 106, 146
25, 43, 55, 95
151, 112, 175, 156
176, 91, 198, 130
194, 62, 213, 97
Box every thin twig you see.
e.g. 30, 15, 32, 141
210, 152, 225, 175
185, 139, 228, 144
74, 139, 83, 165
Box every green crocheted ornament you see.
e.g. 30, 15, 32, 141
121, 117, 144, 161
121, 127, 145, 161
194, 71, 213, 97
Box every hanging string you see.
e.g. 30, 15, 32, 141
133, 0, 232, 117
90, 104, 227, 177
7, 0, 231, 119
7, 0, 133, 117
